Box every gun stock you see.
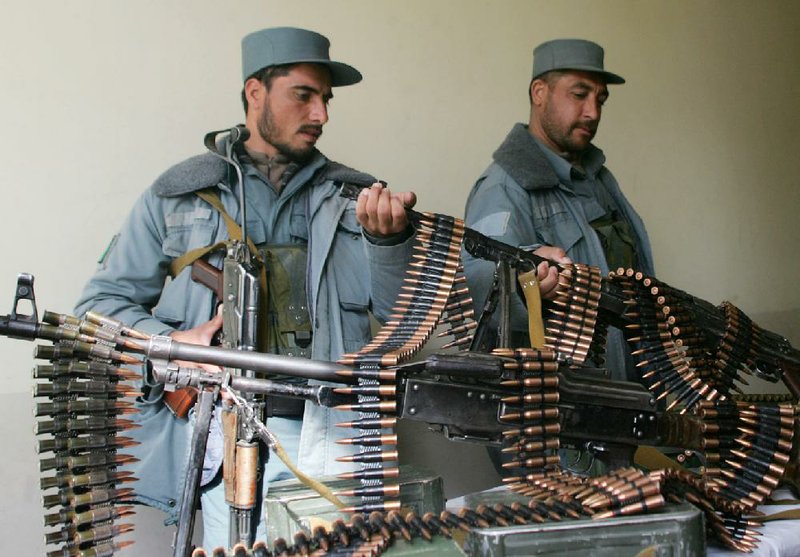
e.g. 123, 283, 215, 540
191, 258, 225, 301
162, 258, 227, 419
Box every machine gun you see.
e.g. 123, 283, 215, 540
0, 284, 677, 470
0, 282, 766, 478
4, 294, 795, 485
118, 336, 713, 473
336, 181, 800, 401
3, 273, 799, 557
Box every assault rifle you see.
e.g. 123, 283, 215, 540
201, 126, 264, 551
160, 124, 266, 554
193, 241, 263, 550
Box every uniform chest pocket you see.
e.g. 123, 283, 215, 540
337, 206, 362, 238
162, 208, 215, 257
289, 214, 309, 242
331, 210, 370, 343
532, 202, 584, 253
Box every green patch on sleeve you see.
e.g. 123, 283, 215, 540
98, 234, 120, 267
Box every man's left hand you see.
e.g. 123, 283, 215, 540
356, 183, 416, 237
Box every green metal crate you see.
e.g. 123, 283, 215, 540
263, 465, 445, 543
462, 498, 704, 557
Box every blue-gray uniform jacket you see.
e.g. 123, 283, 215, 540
464, 123, 654, 381
74, 148, 413, 523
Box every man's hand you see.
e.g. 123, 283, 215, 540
356, 183, 417, 237
532, 245, 572, 300
169, 311, 224, 375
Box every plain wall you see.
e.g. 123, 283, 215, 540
1, 1, 798, 553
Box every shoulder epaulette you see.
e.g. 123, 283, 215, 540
152, 153, 229, 198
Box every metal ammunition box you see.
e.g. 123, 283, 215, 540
461, 489, 704, 557
263, 465, 446, 544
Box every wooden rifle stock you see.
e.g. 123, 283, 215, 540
163, 386, 198, 419
162, 259, 224, 418
191, 259, 225, 301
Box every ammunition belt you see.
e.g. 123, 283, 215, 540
186, 462, 789, 556
32, 311, 142, 557
190, 466, 670, 556
544, 262, 604, 366
610, 268, 723, 412
658, 467, 767, 552
608, 267, 797, 414
333, 212, 472, 515
698, 399, 795, 508
492, 347, 562, 478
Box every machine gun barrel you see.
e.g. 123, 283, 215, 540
130, 335, 350, 383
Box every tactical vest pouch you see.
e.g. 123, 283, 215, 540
259, 244, 312, 359
590, 210, 636, 271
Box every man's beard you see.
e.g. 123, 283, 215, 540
257, 103, 318, 162
540, 108, 596, 158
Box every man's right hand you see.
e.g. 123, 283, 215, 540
532, 246, 572, 300
356, 182, 417, 238
169, 311, 224, 375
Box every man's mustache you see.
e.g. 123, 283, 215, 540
298, 125, 323, 137
574, 121, 598, 134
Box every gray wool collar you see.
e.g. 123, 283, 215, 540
492, 123, 561, 191
492, 123, 606, 191
153, 153, 229, 197
152, 151, 377, 198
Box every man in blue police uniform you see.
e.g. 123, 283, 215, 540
464, 38, 654, 380
75, 27, 415, 550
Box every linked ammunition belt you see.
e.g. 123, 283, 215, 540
545, 263, 605, 366
699, 400, 795, 507
658, 468, 764, 552
189, 467, 667, 557
334, 213, 472, 514
32, 311, 144, 557
610, 268, 795, 412
493, 347, 562, 476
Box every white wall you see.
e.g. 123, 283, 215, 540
1, 0, 798, 552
